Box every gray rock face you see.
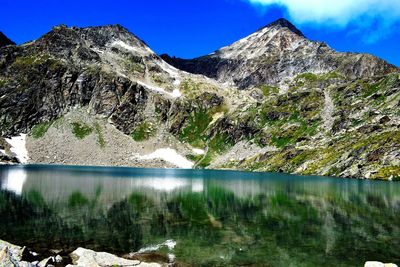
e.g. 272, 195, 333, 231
0, 24, 172, 137
162, 18, 397, 89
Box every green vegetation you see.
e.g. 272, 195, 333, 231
197, 133, 234, 168
131, 121, 155, 141
94, 122, 106, 148
120, 54, 145, 75
30, 121, 53, 139
0, 77, 8, 87
71, 122, 93, 139
180, 108, 212, 148
374, 166, 400, 180
126, 62, 145, 74
151, 74, 168, 86
68, 191, 89, 208
295, 72, 319, 82
179, 79, 221, 98
180, 80, 201, 96
12, 54, 62, 71
260, 85, 279, 96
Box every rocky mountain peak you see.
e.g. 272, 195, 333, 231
261, 18, 305, 37
0, 31, 16, 47
162, 18, 397, 88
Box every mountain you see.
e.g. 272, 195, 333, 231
0, 20, 399, 180
162, 18, 397, 89
0, 31, 15, 47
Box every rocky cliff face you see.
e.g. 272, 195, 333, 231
0, 20, 399, 180
162, 18, 397, 89
0, 31, 15, 48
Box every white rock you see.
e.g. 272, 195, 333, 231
365, 261, 398, 267
365, 262, 385, 267
68, 247, 161, 267
55, 255, 63, 263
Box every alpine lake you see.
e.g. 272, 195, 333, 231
0, 165, 399, 266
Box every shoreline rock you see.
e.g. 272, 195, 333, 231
365, 262, 398, 267
0, 239, 163, 267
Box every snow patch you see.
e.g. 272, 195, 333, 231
171, 89, 182, 98
138, 148, 193, 169
192, 148, 205, 155
5, 134, 29, 163
110, 40, 153, 56
137, 80, 181, 98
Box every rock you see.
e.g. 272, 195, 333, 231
19, 261, 35, 267
0, 239, 23, 262
68, 247, 162, 267
21, 246, 39, 262
162, 18, 396, 89
49, 249, 63, 255
38, 256, 55, 267
364, 261, 398, 267
37, 255, 63, 267
54, 255, 63, 263
365, 262, 385, 267
0, 31, 15, 48
0, 246, 15, 266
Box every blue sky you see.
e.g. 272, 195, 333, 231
1, 0, 399, 66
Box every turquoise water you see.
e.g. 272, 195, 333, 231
0, 165, 399, 266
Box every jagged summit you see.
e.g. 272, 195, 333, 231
260, 18, 305, 37
162, 18, 397, 88
0, 31, 16, 47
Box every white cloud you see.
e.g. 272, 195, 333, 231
247, 0, 400, 42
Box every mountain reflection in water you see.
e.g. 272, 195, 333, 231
0, 165, 399, 266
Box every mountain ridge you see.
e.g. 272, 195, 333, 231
162, 18, 397, 89
0, 20, 399, 180
258, 17, 305, 37
0, 31, 15, 47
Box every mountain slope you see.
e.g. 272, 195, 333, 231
162, 18, 397, 89
0, 21, 399, 180
0, 31, 15, 48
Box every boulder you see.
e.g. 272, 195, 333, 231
67, 247, 162, 267
364, 261, 398, 267
0, 239, 23, 263
0, 246, 16, 266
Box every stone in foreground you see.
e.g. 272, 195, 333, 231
67, 247, 162, 267
364, 261, 399, 267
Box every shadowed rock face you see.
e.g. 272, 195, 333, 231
0, 31, 15, 48
0, 25, 176, 136
162, 18, 397, 89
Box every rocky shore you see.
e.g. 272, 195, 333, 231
0, 239, 167, 267
1, 239, 398, 267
